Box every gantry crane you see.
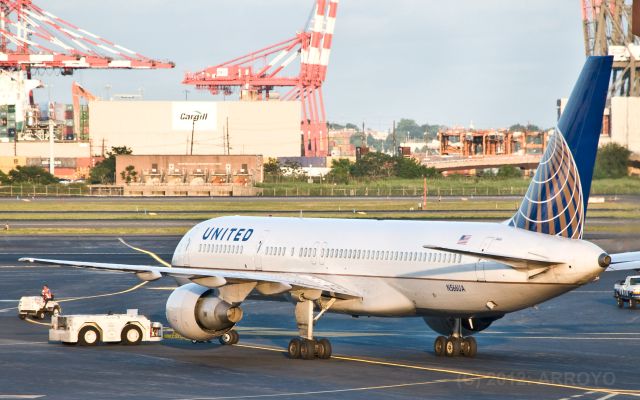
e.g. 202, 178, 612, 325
0, 0, 174, 140
71, 81, 97, 140
183, 0, 339, 157
582, 0, 640, 96
0, 0, 174, 72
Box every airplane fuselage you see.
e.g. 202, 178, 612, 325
171, 215, 606, 319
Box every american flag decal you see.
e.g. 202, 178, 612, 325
457, 235, 471, 245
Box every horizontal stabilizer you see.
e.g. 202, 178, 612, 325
605, 252, 640, 272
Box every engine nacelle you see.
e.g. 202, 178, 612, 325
166, 283, 243, 341
423, 315, 503, 336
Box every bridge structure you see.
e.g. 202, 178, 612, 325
423, 154, 542, 173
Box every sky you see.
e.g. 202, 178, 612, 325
33, 0, 586, 131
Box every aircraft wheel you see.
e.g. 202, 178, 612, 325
300, 339, 316, 360
317, 338, 332, 359
630, 299, 637, 309
288, 338, 302, 359
434, 336, 447, 357
617, 298, 624, 308
461, 337, 477, 358
445, 337, 461, 357
219, 330, 239, 345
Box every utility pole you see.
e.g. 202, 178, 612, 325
361, 121, 366, 148
222, 120, 227, 155
392, 120, 397, 156
48, 119, 55, 175
226, 117, 230, 155
190, 119, 195, 155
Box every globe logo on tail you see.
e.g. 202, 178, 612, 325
509, 128, 584, 239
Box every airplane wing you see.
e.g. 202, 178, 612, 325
18, 257, 361, 298
605, 252, 640, 272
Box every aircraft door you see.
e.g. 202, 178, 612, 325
181, 238, 191, 267
476, 237, 496, 282
253, 230, 270, 271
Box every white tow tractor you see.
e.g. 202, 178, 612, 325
49, 309, 163, 346
18, 296, 61, 320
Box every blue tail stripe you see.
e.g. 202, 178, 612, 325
510, 56, 612, 239
557, 56, 613, 211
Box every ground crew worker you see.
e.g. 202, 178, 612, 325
41, 284, 53, 306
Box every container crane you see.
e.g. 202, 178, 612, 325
71, 81, 97, 140
0, 0, 174, 138
183, 0, 339, 157
581, 0, 640, 96
0, 0, 174, 72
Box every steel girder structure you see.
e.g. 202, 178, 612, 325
582, 0, 640, 96
0, 0, 174, 72
182, 0, 339, 157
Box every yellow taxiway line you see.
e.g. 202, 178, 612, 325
118, 237, 172, 268
232, 343, 640, 397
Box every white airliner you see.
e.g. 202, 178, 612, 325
21, 56, 640, 359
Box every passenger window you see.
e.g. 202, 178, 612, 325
330, 249, 334, 258
356, 250, 361, 259
303, 248, 308, 257
312, 248, 317, 257
320, 248, 324, 257
299, 248, 303, 257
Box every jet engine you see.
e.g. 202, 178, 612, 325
423, 315, 503, 336
166, 283, 243, 341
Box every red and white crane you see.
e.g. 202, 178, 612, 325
183, 0, 339, 157
0, 0, 174, 72
0, 0, 174, 142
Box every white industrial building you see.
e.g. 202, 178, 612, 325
559, 96, 640, 155
88, 100, 301, 159
600, 97, 640, 154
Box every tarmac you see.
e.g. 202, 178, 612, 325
0, 235, 639, 400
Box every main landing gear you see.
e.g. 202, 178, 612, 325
433, 318, 477, 358
287, 297, 334, 360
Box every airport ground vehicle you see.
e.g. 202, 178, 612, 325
614, 275, 640, 308
18, 296, 61, 320
49, 309, 163, 346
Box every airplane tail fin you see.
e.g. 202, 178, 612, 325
509, 56, 612, 239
